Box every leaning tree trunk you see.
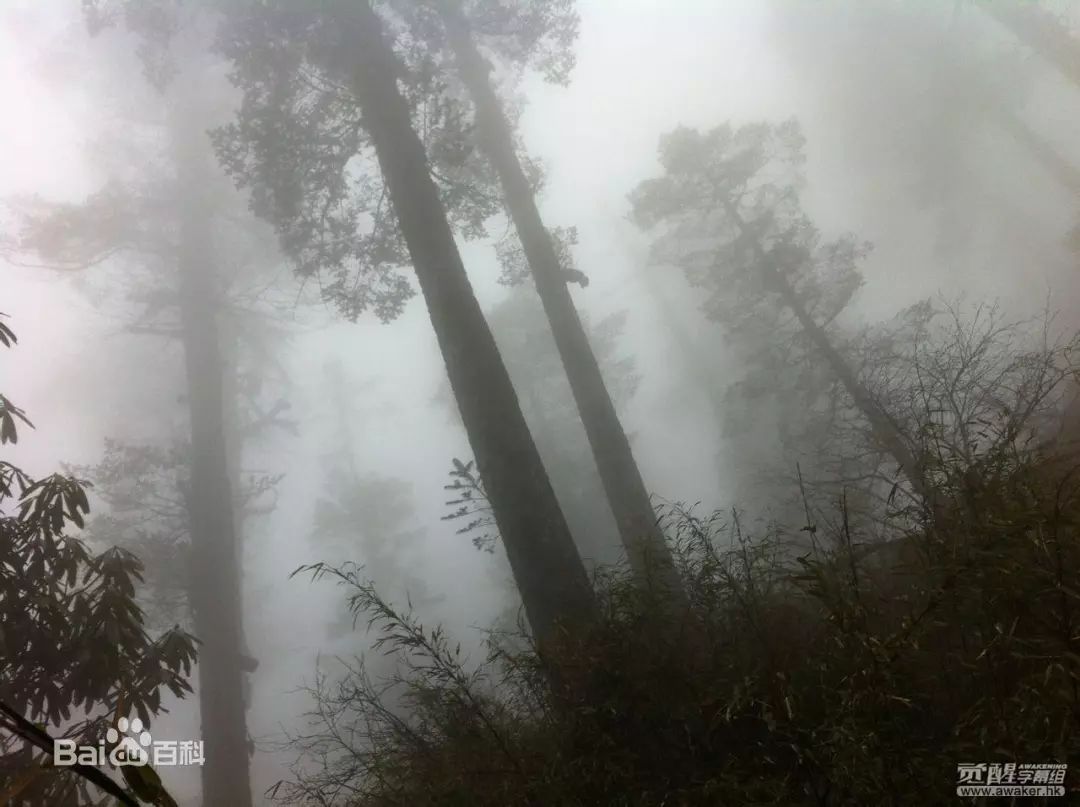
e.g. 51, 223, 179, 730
967, 10, 1080, 458
982, 2, 1080, 92
439, 2, 684, 599
724, 201, 933, 511
173, 103, 253, 807
339, 0, 596, 644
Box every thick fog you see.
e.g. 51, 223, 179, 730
4, 1, 1080, 804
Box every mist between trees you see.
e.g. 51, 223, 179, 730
3, 1, 1080, 805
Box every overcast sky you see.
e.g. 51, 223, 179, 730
6, 0, 1076, 487
0, 0, 780, 506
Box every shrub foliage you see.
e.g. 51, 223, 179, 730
279, 424, 1080, 806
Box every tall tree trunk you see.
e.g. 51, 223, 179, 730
934, 17, 1080, 201
983, 2, 1080, 91
439, 3, 683, 599
173, 104, 253, 807
220, 334, 258, 725
340, 0, 596, 644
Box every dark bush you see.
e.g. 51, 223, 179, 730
277, 429, 1080, 806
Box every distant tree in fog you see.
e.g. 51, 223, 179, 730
770, 0, 1080, 261
630, 121, 929, 515
631, 119, 1080, 541
982, 0, 1080, 91
6, 6, 274, 801
70, 438, 281, 639
311, 359, 441, 641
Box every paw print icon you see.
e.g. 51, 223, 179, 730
107, 717, 153, 767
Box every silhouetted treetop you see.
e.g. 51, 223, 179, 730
629, 120, 867, 349
210, 1, 525, 322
